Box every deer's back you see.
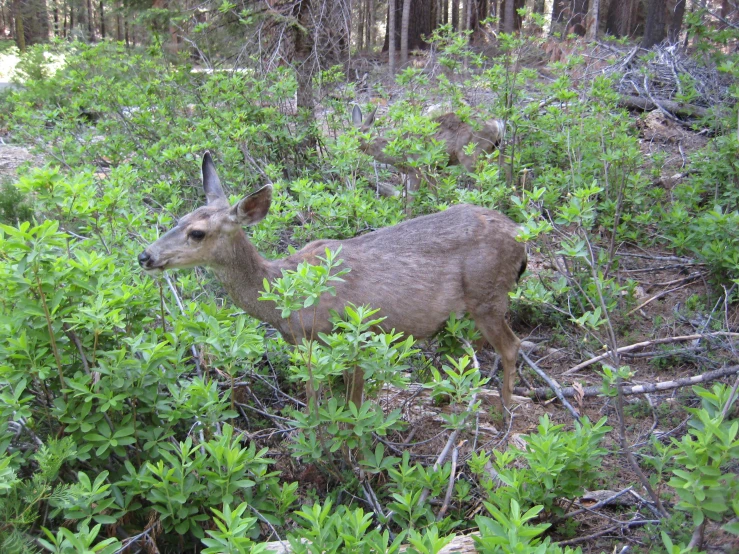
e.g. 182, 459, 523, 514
279, 205, 525, 339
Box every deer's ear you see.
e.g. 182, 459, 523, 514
352, 105, 363, 126
230, 185, 272, 226
202, 152, 227, 206
364, 107, 377, 127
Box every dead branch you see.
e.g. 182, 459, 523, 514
563, 332, 739, 375
521, 350, 581, 421
617, 94, 709, 118
517, 365, 739, 400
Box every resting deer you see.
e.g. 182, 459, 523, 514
138, 153, 526, 407
352, 105, 505, 194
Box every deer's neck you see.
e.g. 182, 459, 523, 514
211, 231, 283, 329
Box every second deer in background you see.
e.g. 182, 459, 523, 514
352, 105, 505, 197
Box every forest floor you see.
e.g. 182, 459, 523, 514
2, 44, 738, 552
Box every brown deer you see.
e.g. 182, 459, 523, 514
352, 105, 505, 194
138, 153, 526, 407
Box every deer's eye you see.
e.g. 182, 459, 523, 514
188, 230, 206, 241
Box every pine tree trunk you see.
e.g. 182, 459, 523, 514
293, 0, 314, 114
503, 0, 514, 32
99, 0, 104, 38
367, 0, 374, 48
452, 0, 459, 30
383, 0, 433, 52
605, 0, 635, 38
400, 0, 411, 66
87, 0, 93, 40
53, 0, 59, 36
357, 0, 365, 50
388, 0, 396, 75
642, 0, 667, 48
585, 0, 599, 40
668, 0, 686, 43
13, 0, 25, 50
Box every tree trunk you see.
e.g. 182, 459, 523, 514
12, 0, 25, 50
367, 0, 374, 48
642, 0, 667, 48
570, 0, 588, 35
460, 0, 467, 31
551, 0, 564, 24
87, 0, 93, 40
383, 0, 433, 52
668, 0, 686, 42
124, 17, 129, 47
719, 0, 731, 29
293, 0, 314, 114
503, 0, 514, 32
605, 0, 636, 38
585, 0, 599, 40
99, 0, 104, 38
501, 0, 523, 31
388, 0, 396, 74
357, 0, 365, 50
52, 0, 59, 36
452, 0, 459, 30
400, 0, 411, 66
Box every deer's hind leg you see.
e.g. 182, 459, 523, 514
471, 305, 520, 408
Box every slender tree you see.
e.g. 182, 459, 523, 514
383, 0, 433, 53
388, 0, 396, 75
367, 0, 374, 48
401, 0, 411, 65
585, 0, 599, 40
87, 0, 93, 39
12, 0, 25, 50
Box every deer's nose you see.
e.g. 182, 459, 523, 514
138, 251, 151, 267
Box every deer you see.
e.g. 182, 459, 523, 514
138, 153, 526, 408
352, 105, 505, 195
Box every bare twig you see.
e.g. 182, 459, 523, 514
563, 332, 739, 375
520, 351, 580, 421
437, 444, 460, 521
625, 280, 699, 316
519, 365, 739, 399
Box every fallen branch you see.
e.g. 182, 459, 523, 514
517, 365, 739, 400
556, 518, 659, 547
563, 332, 739, 375
554, 487, 634, 523
521, 351, 581, 421
625, 279, 699, 316
618, 94, 709, 118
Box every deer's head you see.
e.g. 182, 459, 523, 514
138, 153, 272, 272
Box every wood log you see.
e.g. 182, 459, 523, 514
617, 94, 709, 119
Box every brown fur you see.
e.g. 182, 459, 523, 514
352, 106, 505, 192
139, 153, 526, 406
